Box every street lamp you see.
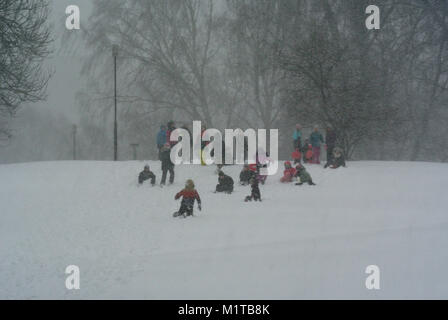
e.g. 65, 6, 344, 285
72, 124, 77, 160
112, 44, 119, 161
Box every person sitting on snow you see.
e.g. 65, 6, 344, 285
280, 161, 297, 183
240, 164, 256, 186
324, 147, 346, 169
174, 179, 201, 218
138, 164, 156, 185
245, 177, 261, 202
216, 171, 234, 194
294, 164, 316, 186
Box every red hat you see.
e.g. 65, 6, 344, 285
248, 164, 257, 172
285, 161, 291, 167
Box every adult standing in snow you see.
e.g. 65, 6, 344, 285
160, 143, 175, 185
293, 124, 302, 150
156, 124, 167, 160
166, 121, 177, 147
325, 126, 337, 165
310, 126, 324, 164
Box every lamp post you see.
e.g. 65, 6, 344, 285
112, 44, 119, 161
72, 124, 77, 160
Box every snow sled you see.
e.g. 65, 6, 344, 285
173, 211, 193, 218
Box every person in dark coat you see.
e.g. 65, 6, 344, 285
245, 177, 261, 202
138, 164, 156, 185
156, 125, 167, 160
240, 164, 256, 186
166, 121, 177, 147
325, 127, 337, 166
160, 143, 175, 185
216, 171, 234, 193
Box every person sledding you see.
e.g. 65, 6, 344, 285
240, 164, 256, 186
138, 164, 156, 186
173, 179, 201, 218
280, 161, 296, 183
294, 164, 316, 186
324, 147, 346, 169
245, 177, 261, 202
215, 171, 234, 194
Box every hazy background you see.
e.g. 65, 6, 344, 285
0, 0, 93, 163
1, 0, 448, 164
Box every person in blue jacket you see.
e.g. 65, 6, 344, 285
309, 126, 324, 164
292, 123, 302, 150
156, 124, 167, 160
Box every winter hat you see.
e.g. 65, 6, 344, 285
185, 179, 195, 190
144, 164, 150, 170
248, 164, 257, 172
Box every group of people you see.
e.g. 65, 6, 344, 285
137, 121, 348, 218
291, 124, 346, 169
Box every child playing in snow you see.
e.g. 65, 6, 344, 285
173, 179, 201, 218
294, 164, 316, 186
324, 147, 346, 169
292, 148, 302, 165
280, 161, 297, 183
240, 164, 256, 186
302, 139, 313, 163
216, 171, 234, 193
138, 164, 156, 185
245, 177, 261, 202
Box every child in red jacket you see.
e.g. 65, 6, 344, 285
302, 140, 313, 163
292, 148, 302, 165
173, 179, 201, 218
280, 161, 297, 183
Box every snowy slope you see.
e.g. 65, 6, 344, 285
1, 160, 448, 299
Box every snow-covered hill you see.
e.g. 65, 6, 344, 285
1, 160, 448, 299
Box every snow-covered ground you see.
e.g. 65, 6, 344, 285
1, 160, 448, 299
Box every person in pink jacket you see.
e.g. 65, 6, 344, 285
280, 161, 297, 183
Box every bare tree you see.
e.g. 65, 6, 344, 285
0, 0, 53, 141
